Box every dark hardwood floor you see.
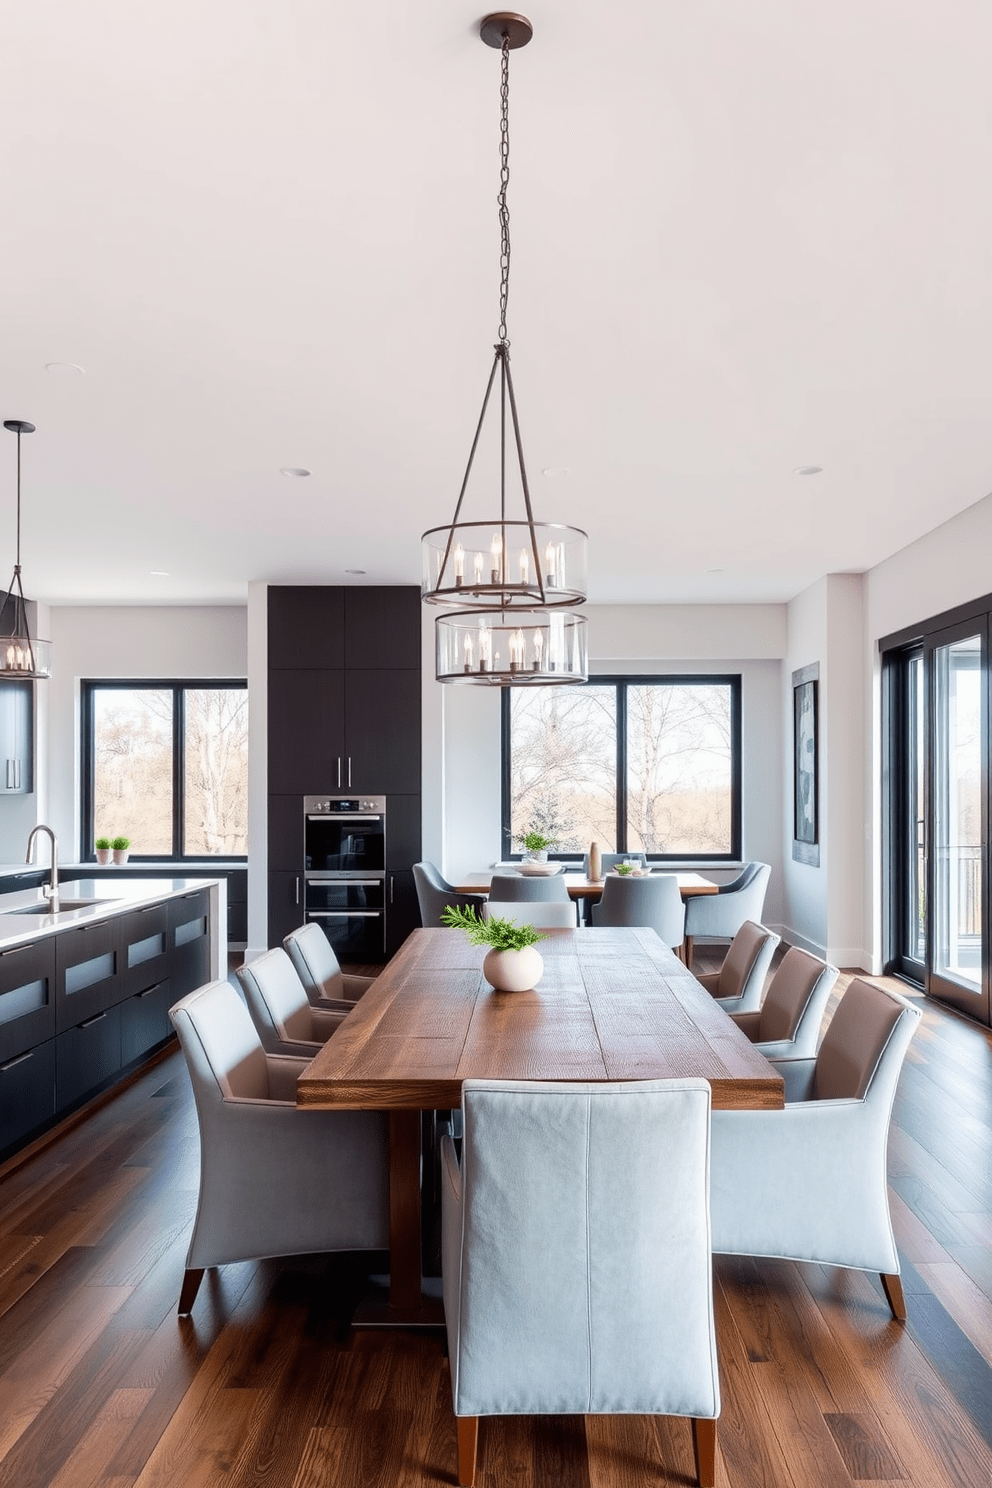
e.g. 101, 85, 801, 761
0, 951, 990, 1487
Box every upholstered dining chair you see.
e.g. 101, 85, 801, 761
683, 861, 771, 969
488, 871, 571, 903
694, 920, 781, 1015
582, 850, 647, 875
590, 872, 686, 953
483, 899, 578, 929
238, 946, 350, 1058
710, 979, 921, 1320
169, 980, 388, 1315
283, 921, 375, 1007
441, 1078, 720, 1487
729, 946, 838, 1060
414, 861, 487, 927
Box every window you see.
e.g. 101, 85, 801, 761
82, 681, 249, 860
502, 675, 741, 860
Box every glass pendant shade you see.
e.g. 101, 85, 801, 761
435, 608, 587, 686
422, 520, 587, 609
1, 421, 51, 680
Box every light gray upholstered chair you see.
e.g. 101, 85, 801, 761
413, 861, 487, 927
483, 899, 578, 929
683, 861, 771, 968
169, 980, 389, 1315
283, 921, 375, 1007
442, 1078, 720, 1487
590, 872, 686, 952
694, 920, 781, 1015
238, 947, 350, 1058
582, 850, 647, 875
488, 871, 571, 902
711, 979, 921, 1320
730, 946, 838, 1060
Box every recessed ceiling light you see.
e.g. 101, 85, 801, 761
793, 465, 823, 476
280, 467, 310, 478
541, 466, 570, 476
149, 570, 170, 577
345, 568, 367, 575
44, 362, 85, 376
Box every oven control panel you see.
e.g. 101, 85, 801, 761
304, 795, 386, 815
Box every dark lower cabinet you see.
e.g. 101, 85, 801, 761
120, 903, 170, 996
170, 889, 211, 993
269, 871, 303, 950
0, 936, 56, 1062
56, 1004, 123, 1109
0, 1039, 55, 1152
122, 978, 173, 1064
56, 919, 120, 1031
386, 869, 420, 959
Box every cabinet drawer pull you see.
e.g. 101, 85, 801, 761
137, 904, 161, 914
0, 943, 33, 956
137, 981, 167, 999
79, 1012, 107, 1029
0, 1050, 33, 1072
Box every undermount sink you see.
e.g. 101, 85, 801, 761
2, 896, 110, 915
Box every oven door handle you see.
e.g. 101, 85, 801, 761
308, 910, 382, 919
307, 879, 382, 888
306, 813, 381, 822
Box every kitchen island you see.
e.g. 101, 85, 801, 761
0, 876, 225, 1161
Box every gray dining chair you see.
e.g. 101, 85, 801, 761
483, 899, 578, 929
489, 871, 571, 903
590, 872, 686, 953
237, 946, 350, 1058
683, 861, 771, 969
169, 980, 389, 1315
441, 1077, 720, 1486
582, 850, 647, 875
694, 920, 780, 1015
711, 979, 921, 1320
730, 946, 838, 1060
413, 861, 487, 927
283, 921, 375, 1006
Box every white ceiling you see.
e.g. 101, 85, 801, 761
2, 1, 991, 607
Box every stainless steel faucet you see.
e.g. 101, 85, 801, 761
26, 824, 59, 913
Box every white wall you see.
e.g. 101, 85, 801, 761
44, 605, 247, 863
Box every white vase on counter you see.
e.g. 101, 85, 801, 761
483, 945, 544, 993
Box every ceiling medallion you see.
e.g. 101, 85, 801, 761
0, 421, 52, 680
422, 14, 588, 686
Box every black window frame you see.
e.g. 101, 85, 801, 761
81, 678, 249, 863
501, 673, 743, 863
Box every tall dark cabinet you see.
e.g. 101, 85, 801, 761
267, 586, 422, 959
0, 680, 33, 794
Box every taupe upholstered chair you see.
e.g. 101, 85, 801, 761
694, 920, 780, 1015
730, 946, 837, 1059
590, 872, 686, 952
710, 979, 921, 1319
238, 947, 351, 1058
482, 899, 577, 929
488, 872, 571, 903
441, 1079, 720, 1487
283, 921, 375, 1007
169, 980, 388, 1315
414, 862, 487, 926
683, 861, 771, 968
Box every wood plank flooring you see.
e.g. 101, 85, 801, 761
0, 954, 990, 1487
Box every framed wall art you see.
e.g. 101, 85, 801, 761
792, 661, 819, 866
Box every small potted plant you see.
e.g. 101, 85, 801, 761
514, 828, 558, 864
111, 835, 131, 865
441, 904, 546, 992
94, 836, 112, 866
615, 861, 635, 876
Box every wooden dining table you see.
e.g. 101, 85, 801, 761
452, 869, 720, 900
297, 925, 783, 1325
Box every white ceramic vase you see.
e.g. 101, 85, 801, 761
483, 945, 544, 993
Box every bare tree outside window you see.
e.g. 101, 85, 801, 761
184, 689, 249, 855
627, 684, 732, 854
509, 687, 617, 851
93, 689, 174, 853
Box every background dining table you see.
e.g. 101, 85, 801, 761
452, 869, 721, 900
298, 924, 782, 1325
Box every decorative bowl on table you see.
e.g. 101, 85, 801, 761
517, 861, 563, 877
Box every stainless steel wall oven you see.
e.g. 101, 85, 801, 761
303, 795, 386, 960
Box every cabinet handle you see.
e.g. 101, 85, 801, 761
347, 757, 352, 787
390, 875, 394, 904
5, 760, 11, 789
0, 1050, 33, 1072
80, 1012, 107, 1029
137, 981, 166, 998
337, 756, 341, 788
15, 759, 20, 789
295, 876, 301, 905
0, 943, 32, 956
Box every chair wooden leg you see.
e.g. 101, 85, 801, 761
691, 1418, 717, 1488
177, 1267, 205, 1315
457, 1416, 479, 1487
880, 1272, 907, 1321
684, 935, 694, 970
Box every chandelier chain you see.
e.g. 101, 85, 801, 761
497, 33, 511, 346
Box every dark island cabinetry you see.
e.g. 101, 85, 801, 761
267, 586, 422, 959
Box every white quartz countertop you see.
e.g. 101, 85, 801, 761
0, 877, 220, 948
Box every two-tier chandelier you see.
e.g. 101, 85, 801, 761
0, 420, 51, 680
421, 12, 588, 686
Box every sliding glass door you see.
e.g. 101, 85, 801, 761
926, 621, 988, 1019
